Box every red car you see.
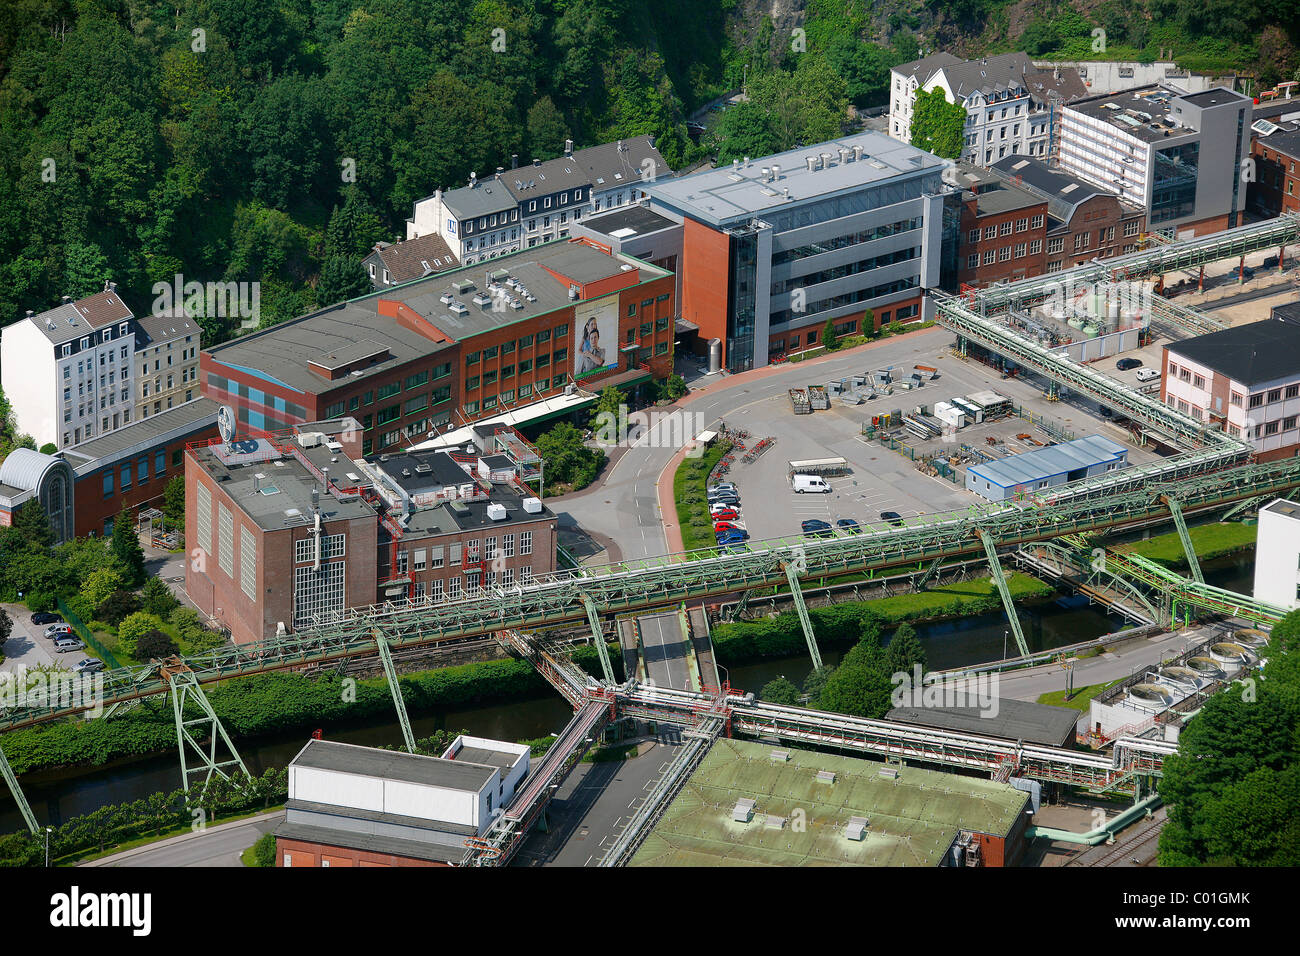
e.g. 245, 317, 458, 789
714, 520, 745, 533
711, 507, 740, 522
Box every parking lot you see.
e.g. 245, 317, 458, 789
706, 338, 1167, 544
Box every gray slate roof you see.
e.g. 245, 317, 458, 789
572, 134, 670, 190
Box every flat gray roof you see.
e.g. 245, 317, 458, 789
580, 204, 679, 238
206, 241, 669, 396
293, 738, 497, 792
63, 398, 219, 472
888, 695, 1080, 747
969, 434, 1127, 489
645, 131, 947, 227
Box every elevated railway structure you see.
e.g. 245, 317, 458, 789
3, 218, 1294, 845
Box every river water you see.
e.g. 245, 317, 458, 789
0, 551, 1256, 835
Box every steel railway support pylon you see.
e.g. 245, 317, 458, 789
1163, 496, 1205, 583
375, 630, 416, 753
978, 530, 1030, 658
783, 562, 824, 671
579, 593, 617, 684
164, 661, 250, 792
0, 743, 38, 835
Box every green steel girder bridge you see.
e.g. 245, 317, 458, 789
3, 217, 1295, 841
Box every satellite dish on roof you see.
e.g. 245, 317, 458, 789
218, 405, 236, 443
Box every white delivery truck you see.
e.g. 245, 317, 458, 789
791, 473, 832, 493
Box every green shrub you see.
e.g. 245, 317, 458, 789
251, 832, 277, 867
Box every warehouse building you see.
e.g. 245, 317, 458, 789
201, 240, 676, 455
275, 736, 530, 867
965, 434, 1129, 501
185, 418, 556, 644
631, 739, 1032, 867
643, 131, 948, 372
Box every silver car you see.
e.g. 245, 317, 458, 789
52, 637, 85, 654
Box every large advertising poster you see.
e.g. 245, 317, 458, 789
574, 295, 619, 379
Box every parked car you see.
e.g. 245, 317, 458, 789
879, 511, 905, 527
1241, 265, 1255, 279
707, 493, 740, 507
801, 519, 833, 538
73, 658, 106, 675
707, 483, 738, 495
52, 637, 85, 654
836, 518, 862, 534
1116, 357, 1143, 371
32, 612, 63, 625
1098, 406, 1114, 418
1136, 368, 1160, 383
1263, 256, 1279, 269
715, 530, 748, 547
44, 624, 73, 639
714, 524, 748, 539
709, 505, 740, 521
792, 473, 832, 493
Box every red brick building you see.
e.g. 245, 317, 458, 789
201, 241, 676, 458
185, 420, 557, 644
1250, 124, 1300, 218
950, 163, 1049, 289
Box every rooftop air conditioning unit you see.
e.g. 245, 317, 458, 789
298, 432, 325, 448
486, 502, 507, 521
523, 496, 542, 513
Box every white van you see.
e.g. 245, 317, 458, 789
1135, 368, 1160, 383
792, 473, 831, 493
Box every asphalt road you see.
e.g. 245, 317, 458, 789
638, 612, 692, 690
83, 811, 283, 867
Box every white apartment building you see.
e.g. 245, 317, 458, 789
1253, 499, 1300, 610
889, 52, 1086, 167
1, 284, 137, 450
405, 136, 669, 265
1058, 86, 1252, 236
1162, 313, 1300, 461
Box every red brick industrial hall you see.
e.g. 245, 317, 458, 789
185, 419, 558, 645
199, 239, 677, 456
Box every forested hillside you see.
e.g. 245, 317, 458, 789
0, 0, 1294, 346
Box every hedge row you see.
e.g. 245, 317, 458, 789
2, 642, 621, 778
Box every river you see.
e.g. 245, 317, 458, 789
0, 550, 1257, 836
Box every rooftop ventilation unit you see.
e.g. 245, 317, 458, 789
449, 302, 469, 315
298, 432, 325, 448
806, 156, 816, 172
771, 164, 780, 179
486, 502, 507, 521
815, 770, 837, 785
414, 463, 433, 474
523, 496, 542, 513
732, 798, 756, 823
568, 285, 579, 300
453, 279, 476, 295
763, 815, 787, 830
769, 749, 790, 763
845, 816, 869, 842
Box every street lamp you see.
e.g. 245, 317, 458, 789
1003, 629, 1009, 665
44, 826, 52, 868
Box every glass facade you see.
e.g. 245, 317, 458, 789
1151, 142, 1199, 224
725, 228, 758, 372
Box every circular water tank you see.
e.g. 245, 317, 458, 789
1209, 642, 1250, 664
1232, 628, 1268, 647
1129, 683, 1176, 705
1186, 656, 1225, 677
1159, 666, 1202, 689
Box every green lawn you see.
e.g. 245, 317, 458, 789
1116, 521, 1256, 568
1038, 678, 1125, 711
673, 440, 734, 556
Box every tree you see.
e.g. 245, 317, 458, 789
98, 590, 141, 627
658, 374, 688, 402
818, 631, 895, 717
821, 317, 838, 351
117, 612, 168, 658
588, 386, 627, 437
760, 676, 800, 705
909, 86, 966, 160
802, 665, 834, 702
163, 475, 186, 529
526, 96, 570, 160
885, 622, 927, 678
111, 509, 146, 587
536, 421, 605, 492
82, 566, 125, 611
140, 577, 180, 618
13, 500, 53, 550
316, 256, 371, 306
0, 607, 11, 644
135, 628, 179, 660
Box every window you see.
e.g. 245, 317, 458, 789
1231, 392, 1243, 407
1014, 243, 1026, 258
1015, 218, 1028, 233
967, 254, 979, 269
218, 504, 234, 576
483, 345, 498, 359
1047, 237, 1064, 254
1268, 388, 1283, 403
998, 246, 1011, 262
999, 221, 1012, 236
1193, 375, 1205, 390
1031, 215, 1044, 230
1285, 416, 1298, 431
1250, 394, 1264, 408
102, 471, 114, 499
240, 527, 257, 599
983, 225, 997, 240
466, 351, 480, 366
968, 229, 980, 244
520, 531, 533, 555
1287, 385, 1300, 399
